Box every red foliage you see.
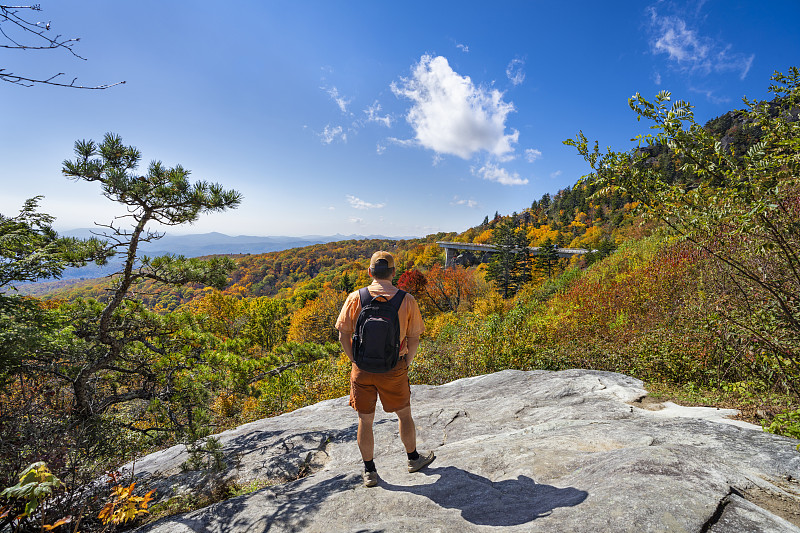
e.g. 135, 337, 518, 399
424, 265, 478, 313
397, 269, 427, 297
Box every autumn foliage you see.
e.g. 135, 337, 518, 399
4, 68, 800, 530
397, 269, 427, 298
98, 473, 155, 526
422, 265, 479, 313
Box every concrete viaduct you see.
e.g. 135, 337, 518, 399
436, 241, 590, 267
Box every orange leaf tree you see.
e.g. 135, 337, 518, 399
423, 265, 479, 313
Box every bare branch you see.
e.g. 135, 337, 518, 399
0, 69, 125, 89
1, 4, 125, 89
1, 4, 84, 57
248, 362, 301, 384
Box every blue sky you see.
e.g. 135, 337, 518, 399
2, 1, 798, 237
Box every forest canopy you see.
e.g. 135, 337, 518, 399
1, 68, 798, 531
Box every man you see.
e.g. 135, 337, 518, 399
335, 251, 435, 487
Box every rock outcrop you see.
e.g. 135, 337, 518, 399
132, 369, 800, 532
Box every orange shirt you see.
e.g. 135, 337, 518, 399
335, 279, 424, 355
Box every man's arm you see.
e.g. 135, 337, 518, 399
339, 330, 355, 363
404, 294, 424, 367
405, 337, 420, 366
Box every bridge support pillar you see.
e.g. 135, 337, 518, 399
444, 247, 456, 268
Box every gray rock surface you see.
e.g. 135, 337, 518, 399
132, 369, 800, 532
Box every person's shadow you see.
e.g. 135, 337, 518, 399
380, 466, 587, 527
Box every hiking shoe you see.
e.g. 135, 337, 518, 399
363, 470, 378, 487
408, 451, 435, 473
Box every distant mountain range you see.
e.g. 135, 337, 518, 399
54, 230, 417, 281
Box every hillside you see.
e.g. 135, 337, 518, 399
15, 231, 418, 287
2, 69, 798, 533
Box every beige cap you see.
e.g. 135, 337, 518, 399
369, 250, 395, 270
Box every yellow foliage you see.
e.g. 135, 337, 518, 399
453, 228, 476, 243
211, 393, 241, 418
287, 289, 347, 344
424, 312, 463, 339
568, 220, 586, 230
571, 211, 589, 226
1, 462, 65, 523
42, 517, 71, 531
527, 224, 559, 246
188, 290, 289, 351
187, 290, 245, 339
413, 243, 445, 269
568, 225, 603, 249
98, 482, 155, 526
474, 228, 493, 244
241, 396, 261, 418
473, 291, 507, 317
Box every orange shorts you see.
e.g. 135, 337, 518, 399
349, 357, 410, 414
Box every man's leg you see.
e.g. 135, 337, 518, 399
357, 410, 376, 461
397, 405, 435, 472
395, 405, 416, 453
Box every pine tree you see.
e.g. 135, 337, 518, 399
534, 237, 559, 279
57, 133, 242, 422
486, 219, 530, 298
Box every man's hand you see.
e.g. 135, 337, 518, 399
406, 337, 420, 366
339, 330, 355, 363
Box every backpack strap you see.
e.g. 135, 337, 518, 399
388, 289, 406, 311
358, 287, 372, 307
357, 287, 406, 309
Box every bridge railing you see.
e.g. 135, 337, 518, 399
436, 241, 590, 266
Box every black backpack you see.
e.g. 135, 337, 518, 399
352, 287, 406, 373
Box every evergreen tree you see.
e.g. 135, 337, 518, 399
534, 237, 559, 278
0, 197, 108, 289
0, 198, 108, 381
540, 193, 551, 210
486, 219, 530, 298
51, 133, 242, 424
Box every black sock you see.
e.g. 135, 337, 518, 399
364, 459, 376, 473
407, 450, 420, 461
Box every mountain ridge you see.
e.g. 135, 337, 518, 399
48, 231, 419, 282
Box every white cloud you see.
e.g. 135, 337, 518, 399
391, 55, 519, 160
550, 170, 562, 179
525, 148, 542, 163
688, 86, 731, 105
650, 11, 708, 63
472, 163, 528, 186
737, 54, 754, 80
376, 143, 386, 155
647, 7, 755, 80
364, 101, 392, 127
387, 136, 416, 148
325, 86, 351, 113
348, 216, 365, 225
506, 58, 525, 86
456, 43, 469, 53
319, 124, 345, 144
346, 195, 385, 210
653, 72, 662, 85
327, 206, 335, 210
451, 196, 478, 208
